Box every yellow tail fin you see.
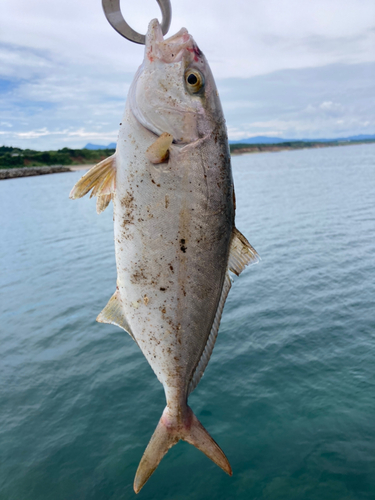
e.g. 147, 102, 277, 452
134, 405, 232, 493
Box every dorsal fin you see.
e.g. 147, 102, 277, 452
228, 226, 259, 276
188, 227, 259, 394
96, 290, 136, 343
69, 154, 116, 213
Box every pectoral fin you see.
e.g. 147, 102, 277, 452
97, 290, 136, 343
69, 154, 116, 213
228, 227, 259, 276
145, 133, 173, 164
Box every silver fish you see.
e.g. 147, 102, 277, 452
70, 19, 258, 493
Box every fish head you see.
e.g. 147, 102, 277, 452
129, 19, 225, 144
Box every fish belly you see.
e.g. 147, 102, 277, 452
114, 107, 234, 398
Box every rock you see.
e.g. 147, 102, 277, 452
0, 166, 72, 180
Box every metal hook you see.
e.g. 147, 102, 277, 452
102, 0, 172, 45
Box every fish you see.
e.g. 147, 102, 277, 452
70, 19, 259, 493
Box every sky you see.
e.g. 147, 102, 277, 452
1, 0, 375, 150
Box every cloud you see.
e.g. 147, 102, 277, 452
15, 127, 118, 140
303, 101, 345, 119
218, 63, 375, 140
2, 0, 375, 78
1, 62, 374, 148
1, 0, 375, 148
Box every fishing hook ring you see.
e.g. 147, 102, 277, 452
102, 0, 172, 45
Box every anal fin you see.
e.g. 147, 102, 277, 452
228, 227, 259, 276
188, 273, 232, 395
188, 227, 259, 394
97, 290, 136, 342
69, 153, 116, 214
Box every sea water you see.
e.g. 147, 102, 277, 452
1, 144, 374, 499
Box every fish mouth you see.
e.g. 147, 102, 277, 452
146, 19, 201, 64
128, 19, 205, 144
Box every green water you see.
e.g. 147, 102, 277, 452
1, 144, 375, 499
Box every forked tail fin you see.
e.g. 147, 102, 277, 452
134, 405, 232, 493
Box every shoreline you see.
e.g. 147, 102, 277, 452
1, 141, 374, 179
230, 140, 375, 155
0, 164, 92, 180
69, 164, 94, 171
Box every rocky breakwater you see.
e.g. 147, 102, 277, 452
0, 166, 71, 180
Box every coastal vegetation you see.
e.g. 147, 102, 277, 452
0, 146, 115, 169
229, 138, 375, 155
1, 139, 374, 169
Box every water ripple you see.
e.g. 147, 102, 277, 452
1, 145, 375, 499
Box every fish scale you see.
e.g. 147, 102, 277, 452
115, 106, 233, 395
70, 18, 259, 493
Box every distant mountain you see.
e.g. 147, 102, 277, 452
340, 134, 375, 142
229, 134, 375, 144
84, 143, 116, 150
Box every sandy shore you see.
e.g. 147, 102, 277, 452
69, 164, 94, 171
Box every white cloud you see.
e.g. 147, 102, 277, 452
2, 127, 119, 143
2, 0, 375, 78
218, 63, 375, 140
319, 101, 344, 115
303, 101, 345, 117
1, 62, 374, 148
1, 0, 375, 148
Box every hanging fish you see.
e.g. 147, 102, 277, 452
70, 16, 258, 494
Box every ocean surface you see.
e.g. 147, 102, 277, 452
1, 143, 375, 500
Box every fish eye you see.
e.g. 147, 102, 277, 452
185, 69, 204, 93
